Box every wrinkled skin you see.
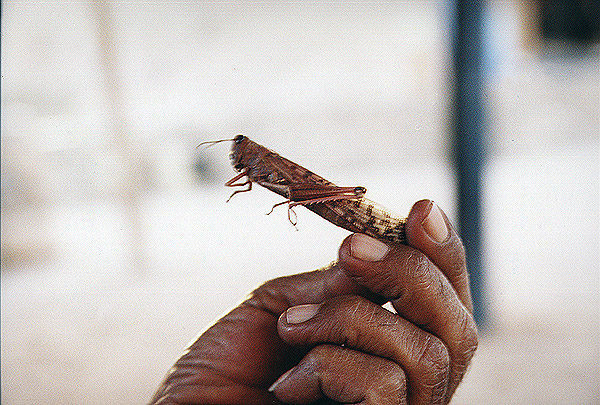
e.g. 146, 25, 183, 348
150, 200, 478, 404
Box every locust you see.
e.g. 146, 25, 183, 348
200, 135, 406, 244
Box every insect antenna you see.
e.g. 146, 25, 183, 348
196, 138, 235, 149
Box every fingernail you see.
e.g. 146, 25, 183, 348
268, 367, 295, 392
285, 303, 320, 324
422, 202, 449, 243
350, 233, 390, 261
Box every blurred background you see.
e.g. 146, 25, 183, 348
1, 1, 598, 403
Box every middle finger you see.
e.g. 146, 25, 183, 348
277, 295, 451, 404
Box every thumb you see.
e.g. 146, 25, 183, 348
405, 199, 472, 312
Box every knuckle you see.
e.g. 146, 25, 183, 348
406, 251, 437, 292
382, 362, 408, 400
416, 335, 451, 395
304, 344, 333, 367
447, 246, 467, 278
406, 250, 430, 275
423, 337, 451, 375
455, 311, 479, 368
325, 295, 374, 338
321, 294, 358, 318
365, 362, 407, 405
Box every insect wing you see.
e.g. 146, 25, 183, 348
261, 151, 333, 186
287, 184, 363, 202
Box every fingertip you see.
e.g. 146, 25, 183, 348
406, 200, 451, 246
268, 363, 321, 404
350, 233, 391, 261
268, 367, 295, 393
409, 199, 435, 217
422, 202, 450, 243
336, 234, 393, 302
284, 303, 321, 324
339, 233, 391, 267
406, 200, 472, 311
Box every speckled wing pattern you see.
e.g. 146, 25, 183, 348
305, 198, 407, 244
252, 147, 407, 244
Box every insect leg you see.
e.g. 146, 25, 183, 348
224, 169, 250, 187
225, 169, 253, 202
288, 206, 299, 229
265, 200, 298, 229
266, 199, 290, 215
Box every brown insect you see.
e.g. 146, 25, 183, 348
199, 135, 406, 244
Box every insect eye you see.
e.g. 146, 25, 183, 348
234, 135, 245, 144
354, 186, 366, 195
234, 163, 245, 171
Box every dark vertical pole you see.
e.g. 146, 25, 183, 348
452, 0, 487, 326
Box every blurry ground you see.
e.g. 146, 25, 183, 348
2, 1, 599, 404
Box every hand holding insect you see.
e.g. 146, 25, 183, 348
150, 200, 478, 404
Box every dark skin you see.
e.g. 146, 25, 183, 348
150, 200, 478, 404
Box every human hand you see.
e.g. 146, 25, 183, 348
149, 200, 477, 404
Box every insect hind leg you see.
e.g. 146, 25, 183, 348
288, 206, 299, 230
266, 200, 299, 230
266, 199, 290, 215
